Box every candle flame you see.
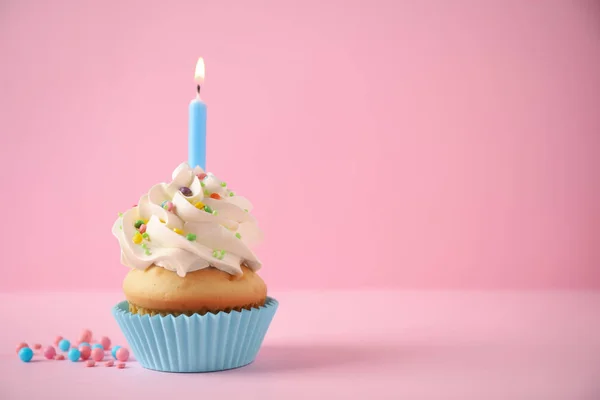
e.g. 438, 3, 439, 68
194, 57, 205, 85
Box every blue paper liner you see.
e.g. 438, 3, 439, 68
112, 297, 278, 373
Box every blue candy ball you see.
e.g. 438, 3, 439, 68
79, 342, 91, 348
58, 339, 70, 352
67, 348, 81, 362
111, 345, 121, 359
18, 347, 34, 362
91, 344, 104, 350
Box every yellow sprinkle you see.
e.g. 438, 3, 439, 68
159, 219, 165, 224
194, 201, 205, 209
132, 232, 143, 244
173, 228, 184, 235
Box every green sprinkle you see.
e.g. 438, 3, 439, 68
186, 233, 197, 241
229, 191, 235, 197
141, 243, 147, 249
200, 182, 205, 187
203, 205, 214, 214
220, 182, 227, 187
244, 209, 248, 212
212, 249, 226, 260
203, 189, 209, 195
142, 233, 149, 239
213, 210, 218, 216
134, 219, 145, 229
235, 232, 241, 239
119, 225, 122, 230
145, 249, 152, 256
118, 212, 123, 217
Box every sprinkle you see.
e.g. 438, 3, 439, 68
197, 173, 207, 180
173, 228, 184, 235
132, 232, 143, 244
145, 249, 152, 256
244, 209, 248, 212
43, 346, 56, 360
134, 220, 144, 229
194, 201, 205, 209
200, 182, 205, 187
159, 219, 165, 224
119, 226, 122, 230
86, 360, 95, 367
118, 212, 123, 217
179, 187, 193, 197
18, 348, 34, 362
203, 189, 209, 195
186, 233, 197, 241
142, 233, 150, 240
229, 191, 235, 197
210, 193, 221, 200
116, 348, 130, 362
203, 205, 214, 214
141, 243, 147, 249
139, 224, 147, 234
235, 233, 242, 239
160, 200, 168, 208
161, 201, 175, 212
212, 249, 226, 260
213, 210, 218, 216
220, 182, 227, 187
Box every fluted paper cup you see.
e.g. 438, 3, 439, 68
112, 297, 278, 372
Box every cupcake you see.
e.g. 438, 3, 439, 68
111, 162, 278, 372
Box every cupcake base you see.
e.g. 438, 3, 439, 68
112, 297, 278, 373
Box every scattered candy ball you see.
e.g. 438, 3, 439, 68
117, 363, 126, 369
115, 347, 129, 362
43, 346, 56, 360
55, 354, 65, 360
197, 173, 207, 180
58, 339, 70, 352
68, 348, 81, 362
203, 205, 213, 214
105, 360, 114, 367
85, 360, 95, 367
139, 224, 147, 234
179, 186, 192, 196
210, 193, 221, 200
79, 346, 91, 361
79, 342, 91, 348
173, 228, 184, 235
18, 347, 34, 362
80, 329, 92, 343
33, 343, 42, 350
91, 348, 104, 362
91, 344, 104, 350
100, 337, 111, 350
194, 201, 205, 209
132, 232, 143, 244
134, 219, 145, 229
161, 201, 175, 212
16, 343, 28, 354
111, 346, 121, 359
186, 233, 196, 241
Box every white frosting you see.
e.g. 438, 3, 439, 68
112, 163, 263, 277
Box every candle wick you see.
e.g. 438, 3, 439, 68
197, 85, 201, 95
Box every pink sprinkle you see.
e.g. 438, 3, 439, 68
105, 360, 114, 367
91, 348, 104, 362
79, 346, 91, 361
43, 346, 56, 360
79, 329, 92, 343
197, 173, 207, 180
16, 343, 28, 354
86, 360, 95, 367
139, 224, 147, 234
33, 343, 42, 350
54, 336, 63, 346
116, 363, 126, 369
100, 336, 111, 350
55, 354, 65, 361
115, 347, 129, 362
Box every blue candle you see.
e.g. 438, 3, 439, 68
189, 58, 207, 170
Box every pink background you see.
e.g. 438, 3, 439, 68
1, 0, 599, 291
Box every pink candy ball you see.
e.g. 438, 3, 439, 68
16, 343, 28, 354
116, 362, 126, 369
91, 348, 104, 362
85, 360, 95, 367
54, 336, 63, 346
79, 346, 91, 361
43, 346, 56, 360
79, 329, 92, 344
100, 336, 111, 350
105, 360, 114, 367
33, 343, 42, 350
115, 347, 129, 362
55, 354, 65, 360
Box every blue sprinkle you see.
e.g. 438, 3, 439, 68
18, 347, 33, 362
112, 345, 122, 359
68, 348, 81, 362
58, 339, 70, 352
91, 344, 104, 350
